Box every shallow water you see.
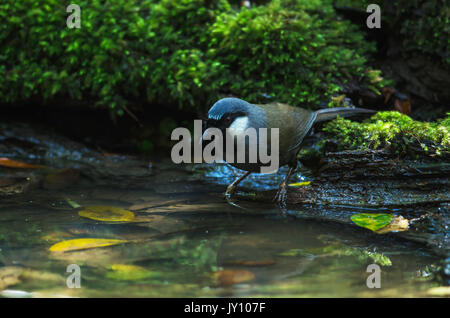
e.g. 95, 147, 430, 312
0, 156, 447, 297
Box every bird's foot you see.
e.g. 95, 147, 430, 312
273, 182, 288, 211
224, 184, 247, 209
225, 184, 237, 200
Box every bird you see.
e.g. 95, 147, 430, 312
203, 97, 375, 207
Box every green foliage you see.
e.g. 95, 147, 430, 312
0, 0, 380, 116
322, 112, 450, 157
208, 0, 376, 106
350, 213, 393, 232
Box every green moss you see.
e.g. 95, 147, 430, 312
0, 0, 383, 117
321, 112, 450, 157
208, 0, 378, 106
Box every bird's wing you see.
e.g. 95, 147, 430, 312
287, 108, 317, 152
257, 102, 316, 154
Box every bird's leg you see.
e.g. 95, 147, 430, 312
225, 171, 251, 199
273, 166, 295, 209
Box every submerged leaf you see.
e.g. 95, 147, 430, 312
106, 264, 161, 281
0, 158, 43, 169
49, 238, 128, 252
78, 206, 135, 222
211, 269, 255, 287
351, 213, 393, 232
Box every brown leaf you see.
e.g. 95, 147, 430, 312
376, 215, 409, 234
211, 269, 255, 287
394, 99, 411, 115
0, 158, 43, 169
382, 87, 395, 104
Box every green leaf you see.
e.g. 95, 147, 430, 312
350, 213, 393, 232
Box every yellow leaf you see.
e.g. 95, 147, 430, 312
78, 206, 135, 222
107, 264, 161, 281
288, 181, 311, 187
49, 238, 128, 252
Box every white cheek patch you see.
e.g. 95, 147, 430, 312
227, 116, 249, 136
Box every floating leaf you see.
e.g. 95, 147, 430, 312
288, 181, 311, 187
43, 168, 79, 190
211, 269, 255, 287
49, 238, 128, 252
351, 213, 393, 232
106, 264, 161, 281
41, 231, 73, 243
78, 206, 135, 222
0, 158, 43, 169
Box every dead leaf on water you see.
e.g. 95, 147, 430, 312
211, 269, 255, 287
49, 238, 129, 253
41, 231, 74, 243
0, 158, 44, 169
78, 206, 135, 222
376, 215, 409, 234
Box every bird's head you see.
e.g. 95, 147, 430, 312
204, 98, 251, 136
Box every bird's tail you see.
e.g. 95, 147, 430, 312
314, 107, 375, 123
